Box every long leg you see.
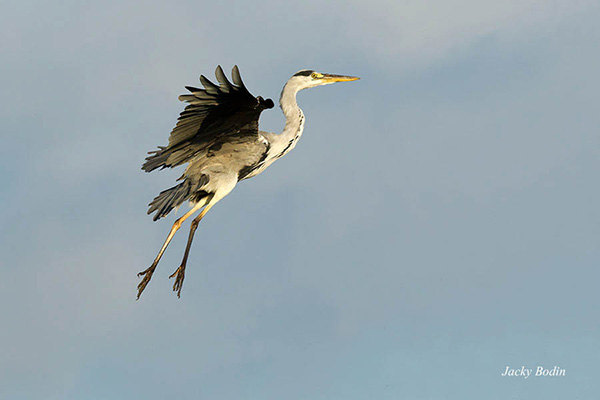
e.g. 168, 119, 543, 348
136, 202, 204, 299
169, 201, 216, 297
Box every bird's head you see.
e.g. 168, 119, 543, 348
287, 69, 360, 91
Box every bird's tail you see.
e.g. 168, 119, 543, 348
148, 180, 192, 221
147, 179, 209, 221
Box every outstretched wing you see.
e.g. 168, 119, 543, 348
142, 65, 274, 172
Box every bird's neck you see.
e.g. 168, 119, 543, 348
271, 84, 305, 158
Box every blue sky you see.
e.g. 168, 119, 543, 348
1, 1, 599, 398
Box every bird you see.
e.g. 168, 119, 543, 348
137, 65, 359, 299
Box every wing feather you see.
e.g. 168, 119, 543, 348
231, 65, 244, 87
142, 65, 274, 172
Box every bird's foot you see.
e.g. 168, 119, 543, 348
169, 264, 186, 298
136, 263, 157, 299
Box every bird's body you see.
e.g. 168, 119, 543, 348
137, 66, 358, 298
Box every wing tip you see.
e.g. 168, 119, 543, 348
231, 65, 245, 88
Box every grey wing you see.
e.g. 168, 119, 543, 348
182, 130, 271, 182
142, 65, 274, 172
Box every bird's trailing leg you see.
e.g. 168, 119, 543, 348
169, 201, 215, 298
137, 202, 204, 299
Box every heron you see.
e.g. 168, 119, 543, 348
137, 65, 359, 298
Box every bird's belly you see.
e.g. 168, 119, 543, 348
186, 138, 269, 185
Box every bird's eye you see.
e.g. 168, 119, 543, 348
311, 72, 318, 79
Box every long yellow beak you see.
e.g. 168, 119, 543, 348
321, 74, 360, 83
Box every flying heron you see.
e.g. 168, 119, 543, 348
137, 65, 359, 298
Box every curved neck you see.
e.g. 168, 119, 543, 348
280, 82, 301, 119
270, 82, 305, 158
